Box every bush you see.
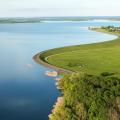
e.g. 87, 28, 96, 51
50, 72, 120, 120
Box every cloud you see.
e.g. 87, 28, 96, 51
0, 0, 120, 17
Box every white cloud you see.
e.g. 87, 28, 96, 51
0, 0, 119, 17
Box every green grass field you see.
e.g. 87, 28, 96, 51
39, 28, 120, 75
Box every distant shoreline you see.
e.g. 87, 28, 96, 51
1, 17, 120, 24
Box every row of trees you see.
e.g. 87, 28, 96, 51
101, 26, 120, 32
49, 72, 120, 120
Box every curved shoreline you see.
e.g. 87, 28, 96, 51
33, 28, 119, 74
33, 52, 73, 74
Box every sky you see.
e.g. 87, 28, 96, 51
0, 0, 119, 17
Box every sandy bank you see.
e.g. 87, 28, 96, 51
33, 52, 73, 74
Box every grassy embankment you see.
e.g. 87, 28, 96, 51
39, 28, 120, 76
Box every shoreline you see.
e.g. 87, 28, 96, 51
33, 52, 73, 74
33, 28, 119, 119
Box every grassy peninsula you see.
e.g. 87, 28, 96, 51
39, 26, 120, 76
36, 26, 120, 120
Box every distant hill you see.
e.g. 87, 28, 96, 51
0, 16, 120, 23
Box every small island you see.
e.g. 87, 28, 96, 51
34, 26, 120, 120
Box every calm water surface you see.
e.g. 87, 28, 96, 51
0, 21, 120, 120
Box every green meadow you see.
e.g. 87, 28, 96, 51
40, 28, 120, 75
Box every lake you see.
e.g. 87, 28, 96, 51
0, 21, 120, 120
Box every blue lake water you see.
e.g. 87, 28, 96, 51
0, 21, 120, 120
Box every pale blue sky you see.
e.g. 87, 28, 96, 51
0, 0, 119, 17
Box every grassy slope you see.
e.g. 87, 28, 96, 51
39, 28, 120, 75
